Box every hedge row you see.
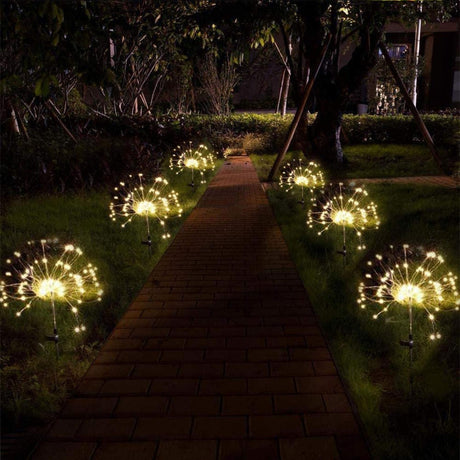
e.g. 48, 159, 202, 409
173, 113, 459, 147
3, 113, 458, 197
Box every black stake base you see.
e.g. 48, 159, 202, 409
142, 235, 152, 255
337, 245, 347, 265
399, 336, 414, 349
188, 181, 195, 188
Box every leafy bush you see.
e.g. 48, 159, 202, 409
342, 114, 459, 146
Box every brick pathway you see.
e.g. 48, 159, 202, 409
32, 156, 370, 460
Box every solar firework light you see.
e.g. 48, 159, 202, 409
110, 174, 182, 252
279, 159, 325, 205
358, 245, 459, 393
307, 183, 380, 264
169, 143, 216, 187
0, 240, 103, 358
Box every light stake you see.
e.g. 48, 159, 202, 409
279, 159, 325, 205
358, 245, 459, 395
308, 183, 380, 265
110, 174, 182, 253
169, 143, 216, 187
0, 239, 103, 360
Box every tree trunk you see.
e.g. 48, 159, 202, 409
311, 102, 343, 163
280, 69, 290, 116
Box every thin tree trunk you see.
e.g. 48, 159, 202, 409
280, 70, 290, 116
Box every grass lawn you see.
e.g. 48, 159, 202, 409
0, 160, 221, 430
250, 143, 451, 181
260, 176, 459, 459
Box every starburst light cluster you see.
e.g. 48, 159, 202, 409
358, 245, 459, 340
0, 240, 103, 333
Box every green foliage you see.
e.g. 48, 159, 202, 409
262, 181, 459, 460
342, 114, 460, 147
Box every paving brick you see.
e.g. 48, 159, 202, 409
296, 376, 344, 394
31, 442, 97, 460
199, 378, 247, 395
149, 378, 199, 395
132, 364, 179, 378
279, 437, 340, 460
226, 362, 268, 378
205, 349, 246, 362
94, 351, 119, 364
92, 442, 157, 460
248, 378, 295, 394
156, 440, 218, 460
219, 440, 278, 460
270, 362, 314, 377
304, 413, 360, 435
47, 419, 83, 440
103, 339, 143, 351
130, 327, 171, 338
134, 417, 192, 440
265, 336, 305, 348
114, 396, 169, 416
192, 416, 247, 439
226, 337, 266, 349
185, 337, 226, 348
248, 349, 289, 362
169, 396, 220, 415
100, 379, 151, 396
85, 364, 133, 379
289, 348, 332, 361
160, 350, 204, 362
76, 418, 136, 440
178, 363, 224, 378
145, 338, 186, 349
313, 360, 338, 375
249, 415, 304, 438
61, 398, 117, 417
274, 394, 324, 414
117, 350, 161, 363
323, 393, 352, 413
222, 395, 273, 415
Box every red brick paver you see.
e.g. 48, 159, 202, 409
32, 156, 370, 459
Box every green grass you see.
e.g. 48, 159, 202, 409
262, 181, 459, 460
249, 143, 451, 181
0, 161, 221, 430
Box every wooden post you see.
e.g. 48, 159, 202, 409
268, 34, 331, 182
379, 42, 446, 173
